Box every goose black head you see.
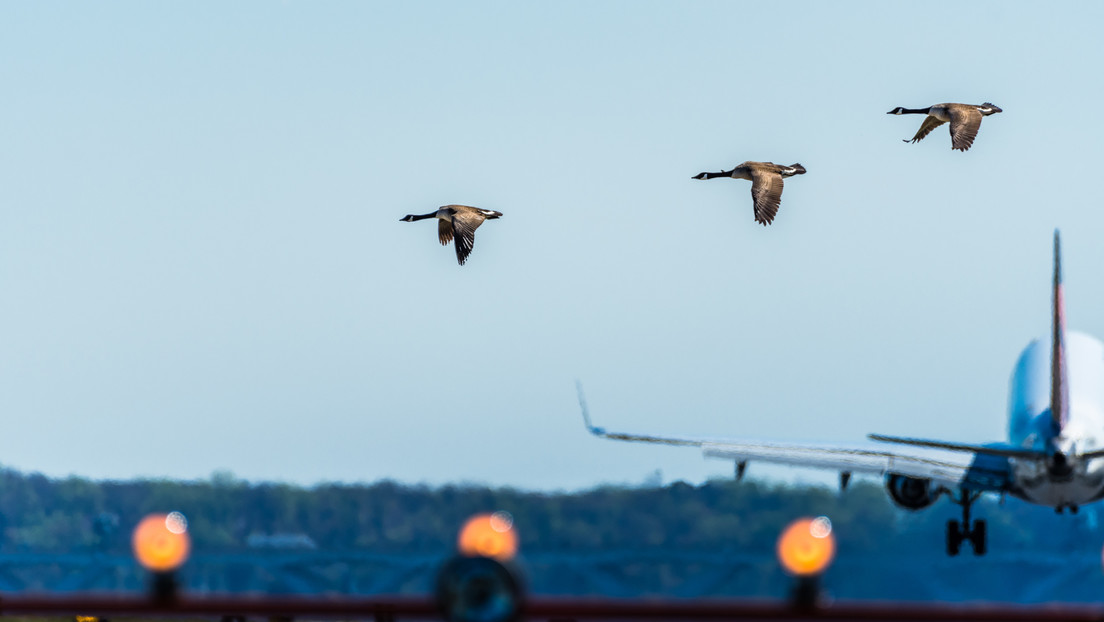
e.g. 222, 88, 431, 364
400, 214, 416, 222
978, 102, 1003, 115
691, 172, 710, 180
886, 107, 907, 115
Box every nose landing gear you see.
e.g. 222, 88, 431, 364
946, 490, 986, 556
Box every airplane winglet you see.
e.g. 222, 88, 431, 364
576, 381, 607, 436
574, 384, 703, 447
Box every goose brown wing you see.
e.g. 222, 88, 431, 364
450, 210, 486, 265
948, 106, 983, 151
749, 169, 783, 226
438, 219, 453, 246
906, 115, 946, 144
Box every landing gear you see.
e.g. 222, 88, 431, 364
945, 490, 986, 556
946, 520, 960, 556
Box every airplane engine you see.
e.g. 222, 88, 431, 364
885, 474, 940, 510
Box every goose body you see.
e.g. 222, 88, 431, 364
887, 102, 1002, 151
692, 161, 806, 226
400, 204, 502, 265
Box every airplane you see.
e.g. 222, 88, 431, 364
578, 231, 1104, 556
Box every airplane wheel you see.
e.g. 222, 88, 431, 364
971, 520, 987, 556
946, 520, 962, 557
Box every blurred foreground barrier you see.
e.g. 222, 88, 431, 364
0, 594, 1103, 620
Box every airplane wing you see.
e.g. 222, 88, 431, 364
577, 384, 1011, 492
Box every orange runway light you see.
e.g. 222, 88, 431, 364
132, 512, 191, 572
777, 516, 835, 576
457, 511, 518, 561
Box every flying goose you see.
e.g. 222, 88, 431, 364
400, 204, 502, 265
887, 102, 1002, 151
692, 161, 806, 226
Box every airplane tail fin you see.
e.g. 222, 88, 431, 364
1052, 230, 1069, 433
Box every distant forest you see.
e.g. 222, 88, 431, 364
1, 466, 1101, 557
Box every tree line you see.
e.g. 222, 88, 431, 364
0, 466, 1099, 557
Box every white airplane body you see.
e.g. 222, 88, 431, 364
1008, 330, 1104, 507
580, 232, 1104, 555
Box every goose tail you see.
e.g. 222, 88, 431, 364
784, 163, 807, 176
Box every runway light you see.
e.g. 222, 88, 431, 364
132, 512, 191, 572
777, 516, 836, 576
458, 511, 518, 561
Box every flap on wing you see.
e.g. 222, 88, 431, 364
702, 442, 967, 485
702, 441, 1010, 492
868, 434, 1045, 459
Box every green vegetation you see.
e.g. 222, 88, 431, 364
0, 467, 1098, 557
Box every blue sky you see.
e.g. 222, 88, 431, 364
1, 2, 1103, 489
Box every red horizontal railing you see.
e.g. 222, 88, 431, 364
0, 595, 1100, 621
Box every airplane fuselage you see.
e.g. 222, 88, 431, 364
1008, 331, 1104, 507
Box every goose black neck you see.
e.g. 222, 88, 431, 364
701, 171, 731, 179
901, 107, 932, 114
